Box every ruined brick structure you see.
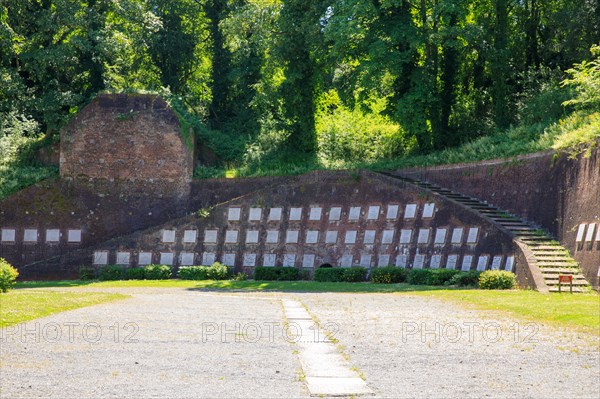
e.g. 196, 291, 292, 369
60, 93, 194, 198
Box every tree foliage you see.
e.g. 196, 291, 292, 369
1, 0, 598, 169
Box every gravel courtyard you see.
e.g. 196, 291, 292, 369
1, 288, 598, 398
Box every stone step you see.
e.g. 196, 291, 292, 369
537, 262, 579, 268
535, 255, 574, 263
540, 268, 582, 274
546, 280, 589, 287
549, 286, 589, 293
524, 244, 562, 249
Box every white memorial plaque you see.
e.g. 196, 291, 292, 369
364, 230, 376, 244
309, 207, 322, 221
228, 207, 241, 221
381, 230, 394, 244
46, 229, 60, 242
116, 252, 131, 265
505, 256, 514, 272
461, 255, 473, 271
329, 207, 342, 221
399, 229, 412, 244
263, 254, 276, 267
396, 255, 408, 267
434, 228, 447, 245
491, 256, 502, 270
204, 229, 218, 243
302, 254, 315, 268
306, 230, 319, 244
268, 207, 282, 221
404, 204, 417, 219
386, 204, 399, 220
422, 203, 436, 218
417, 229, 430, 244
289, 207, 303, 221
93, 251, 108, 265
576, 223, 586, 242
446, 254, 458, 269
1, 228, 15, 242
183, 230, 197, 243
596, 225, 600, 242
467, 227, 479, 244
249, 208, 262, 221
23, 229, 38, 242
68, 229, 82, 243
162, 229, 176, 243
225, 230, 239, 243
138, 252, 153, 266
451, 228, 464, 244
367, 205, 380, 220
246, 230, 259, 244
345, 230, 357, 244
477, 255, 489, 271
325, 231, 338, 244
286, 230, 299, 244
377, 255, 391, 267
430, 255, 442, 268
202, 252, 216, 266
585, 223, 596, 242
243, 253, 257, 267
160, 252, 174, 265
266, 230, 279, 244
283, 254, 296, 267
180, 252, 195, 266
413, 254, 425, 269
359, 254, 372, 267
223, 253, 236, 267
348, 206, 361, 220
340, 254, 353, 268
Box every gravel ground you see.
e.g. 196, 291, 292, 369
1, 289, 307, 398
1, 289, 598, 399
297, 293, 600, 399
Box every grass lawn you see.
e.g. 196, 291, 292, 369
413, 289, 600, 335
0, 290, 129, 328
11, 280, 600, 335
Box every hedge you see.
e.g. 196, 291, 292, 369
254, 266, 300, 281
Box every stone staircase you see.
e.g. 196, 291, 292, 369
383, 173, 590, 293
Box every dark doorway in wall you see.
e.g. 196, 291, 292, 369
319, 263, 333, 268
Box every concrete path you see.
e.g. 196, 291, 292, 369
282, 299, 371, 396
1, 289, 598, 398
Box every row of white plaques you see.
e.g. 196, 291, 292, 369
225, 203, 436, 222
159, 226, 481, 246
0, 228, 82, 244
575, 223, 600, 243
93, 250, 514, 272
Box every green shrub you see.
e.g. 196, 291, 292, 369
178, 266, 209, 280
79, 266, 96, 281
0, 258, 19, 293
231, 272, 248, 281
478, 270, 517, 290
98, 265, 124, 281
426, 269, 461, 286
371, 266, 407, 284
207, 262, 229, 280
342, 266, 368, 282
125, 267, 146, 280
407, 268, 431, 285
447, 271, 481, 287
314, 268, 345, 282
144, 264, 172, 280
254, 266, 300, 281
